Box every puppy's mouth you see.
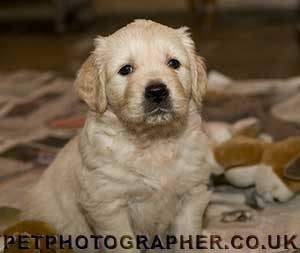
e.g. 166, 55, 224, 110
145, 107, 170, 116
144, 103, 174, 125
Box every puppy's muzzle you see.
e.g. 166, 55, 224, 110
145, 83, 169, 104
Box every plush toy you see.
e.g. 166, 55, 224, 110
0, 220, 73, 253
206, 118, 300, 205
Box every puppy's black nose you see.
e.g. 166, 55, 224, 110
145, 83, 169, 103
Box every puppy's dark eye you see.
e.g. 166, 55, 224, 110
118, 64, 134, 76
168, 59, 181, 70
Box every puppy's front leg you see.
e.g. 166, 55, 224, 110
173, 186, 210, 253
89, 207, 141, 253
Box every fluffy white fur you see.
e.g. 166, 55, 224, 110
225, 164, 260, 188
22, 20, 211, 253
255, 164, 294, 203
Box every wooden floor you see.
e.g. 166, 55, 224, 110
0, 10, 299, 78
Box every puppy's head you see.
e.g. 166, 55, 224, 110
75, 20, 207, 131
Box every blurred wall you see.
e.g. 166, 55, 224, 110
220, 0, 297, 9
94, 0, 187, 14
94, 0, 298, 15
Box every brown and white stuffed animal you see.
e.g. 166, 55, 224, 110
206, 118, 300, 204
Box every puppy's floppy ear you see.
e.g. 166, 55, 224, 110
177, 27, 208, 108
192, 55, 207, 107
74, 52, 107, 114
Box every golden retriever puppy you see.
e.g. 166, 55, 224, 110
22, 20, 211, 253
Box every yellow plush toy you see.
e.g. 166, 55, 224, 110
1, 220, 73, 253
206, 118, 300, 204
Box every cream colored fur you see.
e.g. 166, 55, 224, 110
22, 20, 211, 253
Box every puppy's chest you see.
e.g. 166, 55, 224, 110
122, 138, 205, 235
83, 129, 208, 233
85, 125, 208, 197
107, 133, 206, 195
